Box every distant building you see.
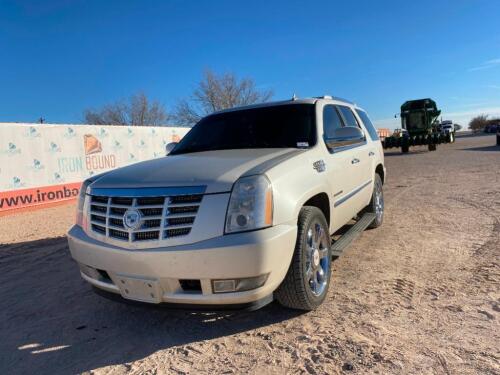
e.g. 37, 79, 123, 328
377, 128, 391, 139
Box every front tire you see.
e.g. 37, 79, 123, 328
275, 207, 332, 311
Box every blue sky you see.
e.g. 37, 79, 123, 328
1, 0, 500, 129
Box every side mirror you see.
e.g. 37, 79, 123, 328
165, 142, 178, 155
324, 126, 365, 150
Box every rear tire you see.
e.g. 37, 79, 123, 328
428, 143, 437, 151
275, 207, 332, 311
401, 144, 409, 153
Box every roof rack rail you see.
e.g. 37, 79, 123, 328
314, 95, 354, 105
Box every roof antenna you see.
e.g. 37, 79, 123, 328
291, 93, 298, 101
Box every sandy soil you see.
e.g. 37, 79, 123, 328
1, 134, 499, 375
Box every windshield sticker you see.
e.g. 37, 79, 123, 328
297, 142, 309, 148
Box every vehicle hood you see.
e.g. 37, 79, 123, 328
90, 148, 305, 194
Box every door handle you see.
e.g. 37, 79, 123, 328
368, 151, 375, 157
351, 158, 360, 164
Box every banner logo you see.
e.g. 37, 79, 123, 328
97, 128, 109, 138
10, 176, 26, 189
49, 141, 61, 153
171, 133, 181, 142
112, 140, 122, 151
25, 126, 41, 138
30, 159, 45, 171
3, 142, 21, 156
84, 134, 102, 155
50, 172, 65, 184
64, 127, 76, 139
83, 134, 116, 171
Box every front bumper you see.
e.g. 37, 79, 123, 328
67, 224, 297, 306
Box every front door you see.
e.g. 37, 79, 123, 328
322, 104, 365, 233
336, 105, 373, 213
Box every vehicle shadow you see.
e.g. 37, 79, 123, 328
461, 145, 500, 152
384, 150, 427, 157
0, 236, 303, 375
456, 132, 496, 139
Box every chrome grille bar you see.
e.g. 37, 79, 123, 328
87, 187, 205, 247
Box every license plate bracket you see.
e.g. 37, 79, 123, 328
115, 275, 162, 304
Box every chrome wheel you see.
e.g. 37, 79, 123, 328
305, 221, 330, 297
375, 181, 384, 222
275, 206, 332, 310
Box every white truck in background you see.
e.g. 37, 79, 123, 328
440, 120, 456, 143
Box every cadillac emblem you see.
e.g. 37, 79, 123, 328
123, 209, 142, 231
313, 160, 326, 173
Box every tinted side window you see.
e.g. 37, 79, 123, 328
355, 109, 379, 141
337, 105, 360, 128
323, 105, 344, 138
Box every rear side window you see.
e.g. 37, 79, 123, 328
355, 109, 379, 141
337, 105, 360, 128
323, 105, 344, 138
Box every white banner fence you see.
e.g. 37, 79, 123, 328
0, 123, 189, 212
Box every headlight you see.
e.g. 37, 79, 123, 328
225, 175, 273, 234
76, 178, 92, 227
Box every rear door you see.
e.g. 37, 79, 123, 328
355, 108, 383, 191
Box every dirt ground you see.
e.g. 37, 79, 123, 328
0, 134, 499, 375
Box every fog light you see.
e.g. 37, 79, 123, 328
212, 274, 269, 294
213, 279, 237, 293
237, 274, 268, 292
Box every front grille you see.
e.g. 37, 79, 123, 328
92, 223, 106, 234
109, 228, 129, 240
166, 217, 195, 226
93, 205, 107, 214
165, 227, 191, 237
88, 193, 203, 244
134, 231, 160, 241
168, 205, 199, 215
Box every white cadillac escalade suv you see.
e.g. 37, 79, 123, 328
68, 96, 385, 311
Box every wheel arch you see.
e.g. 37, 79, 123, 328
302, 192, 330, 227
375, 163, 385, 184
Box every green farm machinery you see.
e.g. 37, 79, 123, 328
383, 98, 453, 153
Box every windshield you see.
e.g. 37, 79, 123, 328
404, 112, 427, 130
170, 104, 316, 155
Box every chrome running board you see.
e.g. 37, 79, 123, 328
331, 213, 376, 258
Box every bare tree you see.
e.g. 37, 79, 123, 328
468, 115, 489, 133
173, 69, 273, 126
84, 93, 168, 126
